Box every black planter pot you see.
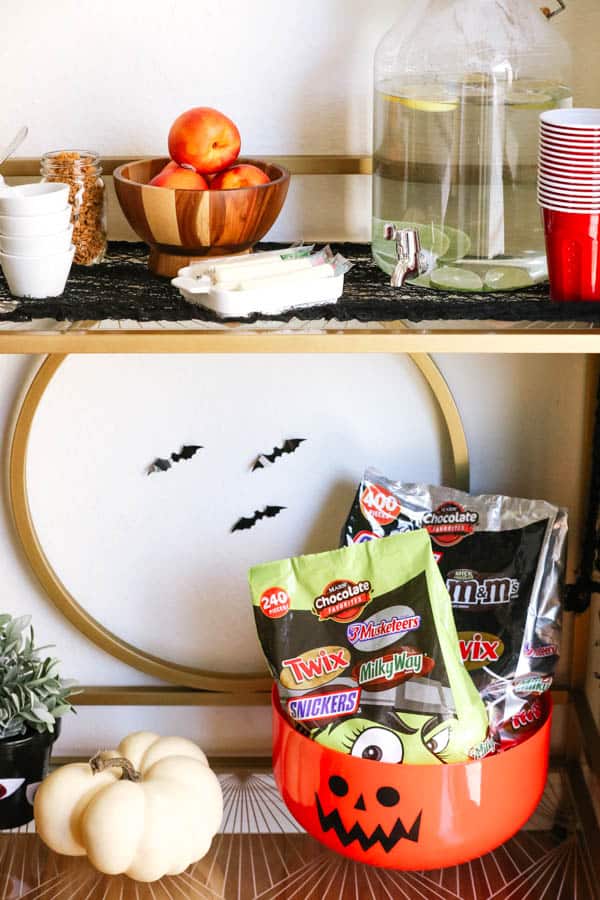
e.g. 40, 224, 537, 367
0, 719, 61, 828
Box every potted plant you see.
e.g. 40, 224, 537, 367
0, 613, 77, 827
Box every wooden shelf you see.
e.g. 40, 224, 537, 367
2, 319, 600, 354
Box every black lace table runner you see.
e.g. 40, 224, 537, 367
1, 241, 600, 324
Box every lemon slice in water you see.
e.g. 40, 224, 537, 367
507, 91, 553, 110
439, 226, 471, 262
430, 267, 483, 292
484, 267, 534, 291
384, 85, 459, 113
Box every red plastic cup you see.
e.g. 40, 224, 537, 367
539, 145, 600, 156
542, 207, 600, 302
541, 108, 600, 129
540, 129, 600, 144
538, 179, 600, 193
538, 185, 600, 199
272, 688, 552, 871
539, 151, 600, 169
539, 165, 600, 181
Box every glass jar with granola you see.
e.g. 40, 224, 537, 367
41, 151, 107, 265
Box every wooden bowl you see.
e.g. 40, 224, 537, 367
113, 157, 290, 277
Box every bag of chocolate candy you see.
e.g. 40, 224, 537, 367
249, 530, 492, 764
342, 470, 568, 750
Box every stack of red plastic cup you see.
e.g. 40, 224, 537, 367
538, 109, 600, 302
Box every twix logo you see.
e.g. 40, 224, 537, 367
281, 647, 351, 687
458, 631, 505, 671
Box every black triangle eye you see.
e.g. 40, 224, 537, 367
377, 786, 400, 807
328, 775, 348, 797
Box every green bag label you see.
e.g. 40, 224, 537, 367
249, 530, 490, 765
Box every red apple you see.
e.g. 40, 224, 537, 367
211, 164, 270, 190
168, 107, 241, 174
149, 162, 209, 190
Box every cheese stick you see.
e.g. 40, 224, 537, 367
186, 246, 309, 278
211, 257, 314, 284
234, 263, 336, 292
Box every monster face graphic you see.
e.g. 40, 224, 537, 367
315, 773, 422, 853
314, 709, 461, 765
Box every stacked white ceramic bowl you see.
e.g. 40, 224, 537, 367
0, 182, 74, 298
538, 109, 600, 214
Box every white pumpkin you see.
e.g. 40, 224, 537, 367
34, 731, 223, 882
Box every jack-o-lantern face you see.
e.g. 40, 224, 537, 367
315, 773, 422, 853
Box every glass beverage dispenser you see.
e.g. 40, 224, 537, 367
372, 0, 572, 292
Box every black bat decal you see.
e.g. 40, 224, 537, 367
252, 439, 306, 471
231, 506, 287, 532
147, 445, 203, 475
148, 458, 172, 474
171, 445, 203, 463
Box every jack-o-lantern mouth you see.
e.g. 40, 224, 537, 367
315, 792, 422, 853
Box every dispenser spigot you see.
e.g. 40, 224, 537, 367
384, 224, 429, 288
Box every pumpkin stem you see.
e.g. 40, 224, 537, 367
89, 752, 141, 782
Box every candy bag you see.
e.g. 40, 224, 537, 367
249, 530, 491, 764
342, 470, 568, 750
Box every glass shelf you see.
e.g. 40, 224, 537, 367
0, 768, 596, 899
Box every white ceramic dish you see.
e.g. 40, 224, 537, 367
174, 272, 345, 317
0, 225, 73, 256
0, 245, 74, 298
0, 183, 69, 217
172, 275, 211, 295
0, 206, 71, 236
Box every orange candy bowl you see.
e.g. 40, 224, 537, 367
113, 157, 290, 276
272, 689, 552, 871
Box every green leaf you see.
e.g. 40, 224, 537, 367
50, 704, 72, 718
30, 706, 55, 725
9, 616, 31, 638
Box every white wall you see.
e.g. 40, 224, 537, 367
1, 0, 598, 756
3, 0, 599, 158
0, 352, 585, 756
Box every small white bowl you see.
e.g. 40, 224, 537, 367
0, 183, 70, 217
0, 245, 75, 298
0, 206, 71, 236
0, 225, 73, 257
